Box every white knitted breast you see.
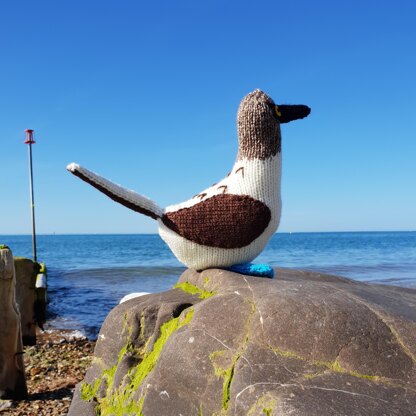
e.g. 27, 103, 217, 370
165, 155, 281, 215
159, 155, 282, 269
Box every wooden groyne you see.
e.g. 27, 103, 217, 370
0, 245, 27, 400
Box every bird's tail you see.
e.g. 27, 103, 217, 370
67, 163, 163, 220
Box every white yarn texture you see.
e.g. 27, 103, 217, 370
160, 155, 281, 269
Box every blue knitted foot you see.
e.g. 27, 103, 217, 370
226, 263, 274, 278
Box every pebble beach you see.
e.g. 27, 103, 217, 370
0, 330, 95, 416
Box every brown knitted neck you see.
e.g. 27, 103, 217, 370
237, 89, 281, 161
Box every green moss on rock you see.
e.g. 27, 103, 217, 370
247, 394, 277, 416
81, 308, 194, 416
221, 364, 235, 411
270, 346, 380, 382
324, 359, 380, 381
80, 378, 101, 401
174, 282, 216, 299
210, 299, 256, 413
128, 308, 194, 389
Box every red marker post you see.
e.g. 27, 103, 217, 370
24, 129, 37, 262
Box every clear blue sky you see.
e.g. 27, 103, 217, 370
1, 0, 415, 234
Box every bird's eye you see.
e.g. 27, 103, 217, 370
274, 106, 282, 117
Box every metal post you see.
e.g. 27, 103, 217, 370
24, 129, 37, 262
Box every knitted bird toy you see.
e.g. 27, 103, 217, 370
67, 90, 310, 277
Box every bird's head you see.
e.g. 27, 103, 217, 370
237, 89, 310, 160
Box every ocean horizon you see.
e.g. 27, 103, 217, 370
2, 231, 415, 339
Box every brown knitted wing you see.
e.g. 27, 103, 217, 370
162, 194, 271, 249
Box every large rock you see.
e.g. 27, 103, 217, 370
70, 268, 416, 415
0, 246, 27, 400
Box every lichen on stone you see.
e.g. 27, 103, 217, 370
174, 282, 216, 299
81, 308, 194, 415
270, 346, 380, 382
269, 346, 305, 361
80, 375, 105, 401
323, 359, 380, 381
246, 393, 278, 415
210, 298, 256, 413
139, 311, 145, 340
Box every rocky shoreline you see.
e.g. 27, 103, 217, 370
2, 267, 415, 415
70, 268, 416, 416
0, 329, 95, 416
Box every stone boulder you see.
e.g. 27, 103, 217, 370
70, 268, 416, 415
0, 246, 27, 400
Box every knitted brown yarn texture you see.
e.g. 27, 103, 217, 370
237, 89, 281, 160
162, 194, 271, 249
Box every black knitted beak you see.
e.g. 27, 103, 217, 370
275, 104, 311, 123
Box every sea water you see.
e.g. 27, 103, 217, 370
2, 232, 415, 338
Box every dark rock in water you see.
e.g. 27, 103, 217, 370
69, 268, 416, 416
